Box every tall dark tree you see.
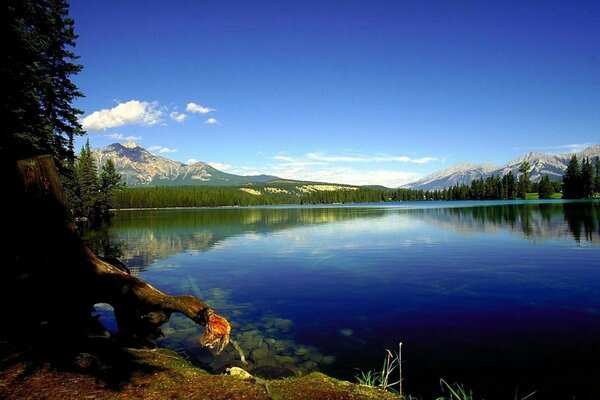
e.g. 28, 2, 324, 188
98, 158, 124, 217
562, 155, 582, 199
538, 175, 553, 199
517, 161, 531, 199
594, 158, 600, 195
75, 139, 99, 218
502, 171, 516, 199
1, 0, 84, 167
581, 157, 594, 198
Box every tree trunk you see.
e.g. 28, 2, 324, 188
1, 155, 229, 352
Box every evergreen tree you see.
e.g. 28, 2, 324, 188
516, 162, 531, 199
537, 175, 553, 199
562, 155, 581, 199
581, 157, 594, 198
594, 158, 600, 195
98, 158, 124, 217
75, 140, 99, 218
1, 0, 84, 166
502, 171, 516, 199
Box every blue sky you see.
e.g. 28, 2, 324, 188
70, 0, 600, 187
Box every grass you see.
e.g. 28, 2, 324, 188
355, 343, 403, 396
436, 379, 537, 400
525, 192, 562, 199
436, 379, 474, 400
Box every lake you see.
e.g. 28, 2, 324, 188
86, 200, 600, 399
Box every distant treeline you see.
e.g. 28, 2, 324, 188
111, 157, 600, 209
112, 186, 394, 208
110, 178, 537, 209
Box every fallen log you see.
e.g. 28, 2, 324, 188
2, 155, 229, 352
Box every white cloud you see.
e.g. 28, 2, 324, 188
532, 143, 595, 154
273, 154, 295, 162
186, 102, 215, 114
81, 100, 163, 131
104, 133, 142, 142
186, 158, 199, 164
268, 165, 420, 187
148, 145, 178, 154
208, 161, 231, 170
170, 111, 187, 123
306, 152, 438, 164
205, 118, 219, 125
307, 153, 364, 162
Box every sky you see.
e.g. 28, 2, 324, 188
69, 0, 600, 187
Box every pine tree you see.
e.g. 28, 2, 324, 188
538, 175, 553, 199
516, 162, 531, 199
581, 157, 594, 198
594, 158, 600, 195
1, 0, 84, 167
562, 155, 581, 199
98, 158, 124, 217
502, 171, 516, 199
75, 140, 99, 218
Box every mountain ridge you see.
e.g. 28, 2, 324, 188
403, 145, 600, 190
92, 142, 279, 187
93, 142, 600, 190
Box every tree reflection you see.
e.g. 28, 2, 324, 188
562, 202, 600, 243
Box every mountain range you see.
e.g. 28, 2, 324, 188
92, 142, 279, 187
402, 146, 600, 190
93, 142, 600, 190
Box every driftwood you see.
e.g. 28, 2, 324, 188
2, 155, 229, 352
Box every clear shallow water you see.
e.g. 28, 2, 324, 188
86, 201, 600, 399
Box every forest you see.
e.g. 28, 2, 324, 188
108, 157, 600, 209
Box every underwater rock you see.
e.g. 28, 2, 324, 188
274, 355, 296, 366
250, 365, 295, 379
250, 348, 278, 366
272, 318, 294, 331
294, 346, 310, 357
339, 328, 354, 337
303, 360, 319, 371
321, 355, 336, 365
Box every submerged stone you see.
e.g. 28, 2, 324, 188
250, 365, 295, 379
272, 318, 294, 331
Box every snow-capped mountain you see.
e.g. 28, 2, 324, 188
92, 142, 278, 186
403, 146, 600, 190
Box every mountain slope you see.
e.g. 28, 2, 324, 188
92, 142, 278, 186
404, 146, 600, 190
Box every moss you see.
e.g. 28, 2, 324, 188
0, 345, 398, 400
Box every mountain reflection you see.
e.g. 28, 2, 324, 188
84, 202, 600, 272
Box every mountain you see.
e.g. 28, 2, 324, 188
402, 163, 499, 192
404, 145, 600, 191
92, 142, 279, 186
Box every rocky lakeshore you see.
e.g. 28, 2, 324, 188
0, 340, 398, 400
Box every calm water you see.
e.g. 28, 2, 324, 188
86, 201, 600, 399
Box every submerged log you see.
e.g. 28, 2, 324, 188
2, 155, 229, 352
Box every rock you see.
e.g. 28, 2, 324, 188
339, 328, 353, 337
321, 355, 336, 365
225, 366, 254, 381
272, 318, 294, 331
250, 365, 295, 379
250, 348, 277, 366
294, 346, 310, 357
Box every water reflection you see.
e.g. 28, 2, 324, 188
410, 201, 599, 243
85, 202, 600, 270
84, 201, 600, 399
